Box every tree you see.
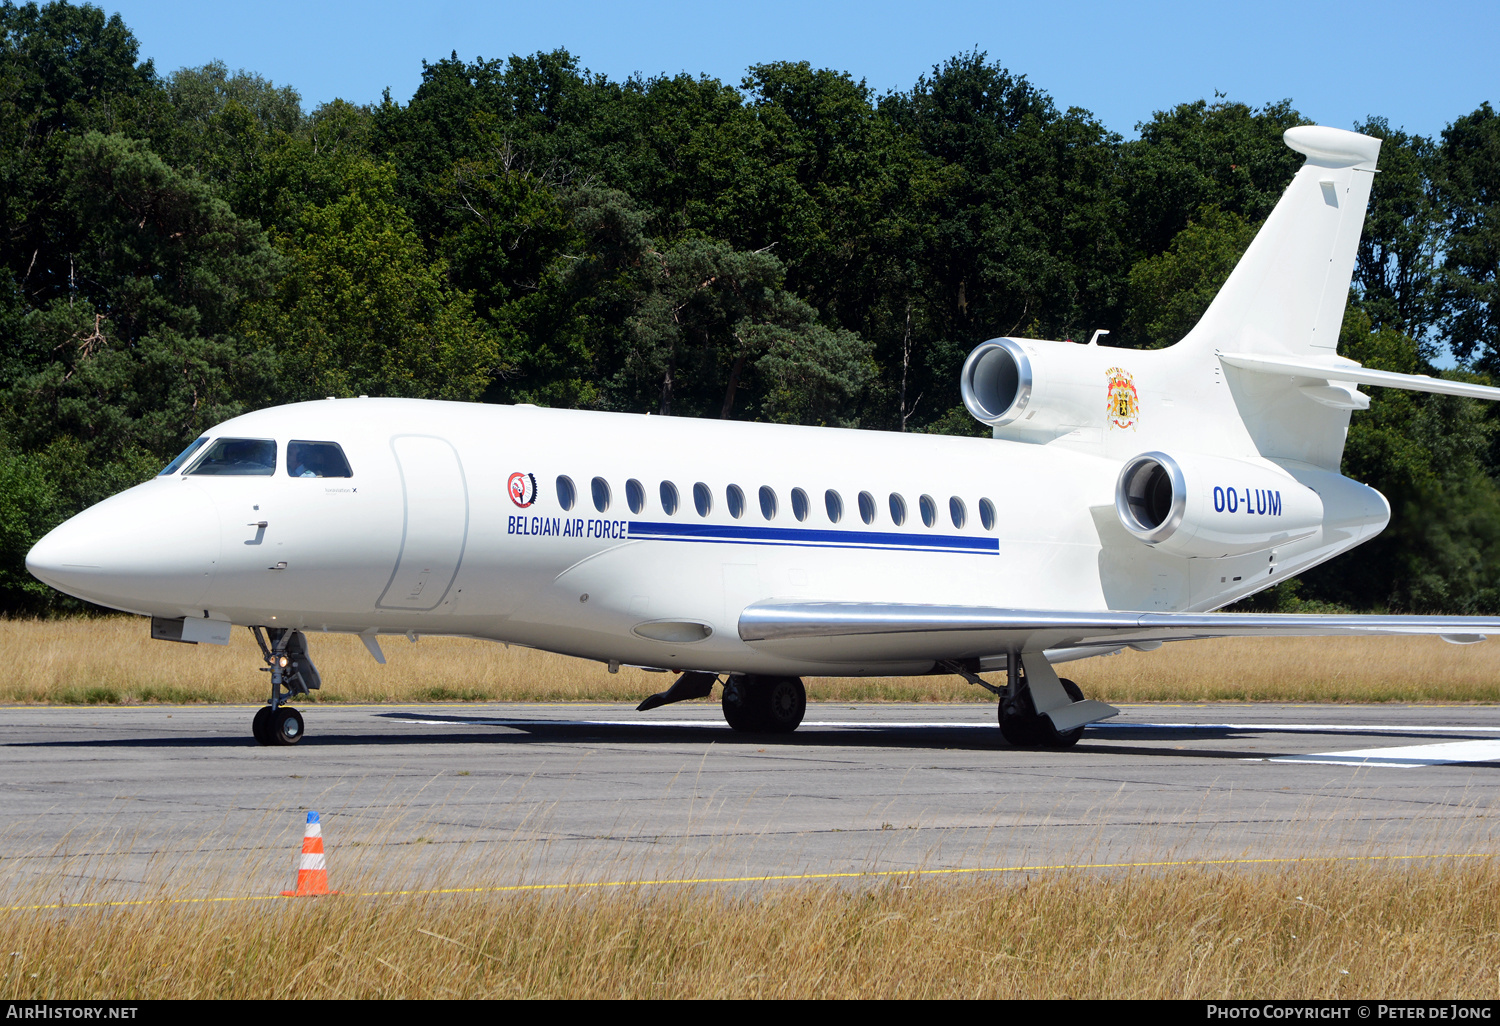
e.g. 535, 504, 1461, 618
1436, 103, 1500, 372
1351, 118, 1441, 345
1121, 98, 1306, 261
620, 235, 872, 423
5, 131, 279, 465
1124, 205, 1258, 348
242, 158, 501, 402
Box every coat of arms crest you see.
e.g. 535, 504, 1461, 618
1105, 367, 1139, 430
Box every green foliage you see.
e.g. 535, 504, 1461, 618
62, 131, 279, 340
1287, 309, 1500, 613
1437, 103, 1500, 372
0, 443, 59, 609
1122, 98, 1306, 259
1124, 205, 1258, 348
1352, 118, 1440, 343
4, 131, 279, 468
242, 159, 501, 401
617, 235, 872, 422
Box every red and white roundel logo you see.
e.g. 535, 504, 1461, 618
508, 472, 538, 508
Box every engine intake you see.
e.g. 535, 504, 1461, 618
960, 339, 1032, 426
1116, 453, 1186, 544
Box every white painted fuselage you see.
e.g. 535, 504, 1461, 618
24, 391, 1386, 677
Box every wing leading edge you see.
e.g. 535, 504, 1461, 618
738, 602, 1500, 664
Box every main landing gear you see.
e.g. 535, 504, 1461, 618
250, 627, 321, 746
721, 674, 806, 734
636, 671, 807, 734
1000, 674, 1085, 748
945, 651, 1116, 748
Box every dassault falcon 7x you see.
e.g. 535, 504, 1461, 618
26, 125, 1500, 747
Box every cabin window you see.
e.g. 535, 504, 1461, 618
591, 477, 611, 513
286, 441, 353, 478
693, 482, 713, 517
791, 487, 810, 522
186, 438, 277, 476
158, 437, 208, 476
626, 478, 646, 514
557, 475, 576, 511
980, 497, 996, 531
825, 489, 843, 524
889, 493, 907, 526
660, 481, 679, 515
919, 494, 937, 528
949, 496, 967, 529
857, 491, 876, 525
726, 484, 746, 519
759, 486, 778, 520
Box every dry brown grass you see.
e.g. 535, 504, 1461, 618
4, 859, 1498, 998
5, 616, 1500, 704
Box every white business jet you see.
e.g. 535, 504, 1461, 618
25, 125, 1500, 747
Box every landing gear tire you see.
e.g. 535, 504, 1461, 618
722, 675, 763, 732
270, 707, 304, 746
762, 676, 806, 734
1000, 678, 1085, 749
722, 675, 807, 734
252, 705, 273, 746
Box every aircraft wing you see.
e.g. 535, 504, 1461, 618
738, 602, 1500, 663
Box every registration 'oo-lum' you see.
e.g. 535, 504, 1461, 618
27, 126, 1500, 747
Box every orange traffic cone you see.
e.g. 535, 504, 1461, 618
281, 810, 337, 896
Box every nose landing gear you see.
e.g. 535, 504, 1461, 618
250, 627, 320, 746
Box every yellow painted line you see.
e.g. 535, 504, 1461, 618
2, 851, 1494, 913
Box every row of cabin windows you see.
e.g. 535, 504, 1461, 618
159, 439, 993, 531
556, 475, 997, 531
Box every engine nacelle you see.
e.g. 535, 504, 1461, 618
960, 337, 1104, 442
1114, 451, 1323, 558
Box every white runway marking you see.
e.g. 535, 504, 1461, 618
386, 714, 1500, 768
1267, 739, 1500, 768
1097, 722, 1500, 735
388, 717, 986, 729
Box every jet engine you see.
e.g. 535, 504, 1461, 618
1114, 451, 1323, 558
959, 337, 1110, 442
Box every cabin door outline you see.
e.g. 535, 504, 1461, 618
376, 435, 470, 611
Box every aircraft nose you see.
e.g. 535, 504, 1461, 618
26, 481, 221, 613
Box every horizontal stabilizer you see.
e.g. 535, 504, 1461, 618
1221, 352, 1500, 402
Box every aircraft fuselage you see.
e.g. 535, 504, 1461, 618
26, 397, 1385, 678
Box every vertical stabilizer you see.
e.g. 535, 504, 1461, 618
1179, 126, 1381, 358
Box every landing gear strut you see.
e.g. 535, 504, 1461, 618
721, 674, 806, 734
250, 627, 320, 746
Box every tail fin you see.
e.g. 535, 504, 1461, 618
1178, 126, 1381, 358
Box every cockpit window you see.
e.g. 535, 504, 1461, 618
286, 441, 353, 478
186, 438, 277, 476
158, 437, 208, 476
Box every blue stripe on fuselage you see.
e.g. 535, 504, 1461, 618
627, 520, 998, 554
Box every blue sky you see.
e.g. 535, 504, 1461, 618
108, 0, 1494, 140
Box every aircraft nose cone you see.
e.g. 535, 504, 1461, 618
27, 481, 221, 613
